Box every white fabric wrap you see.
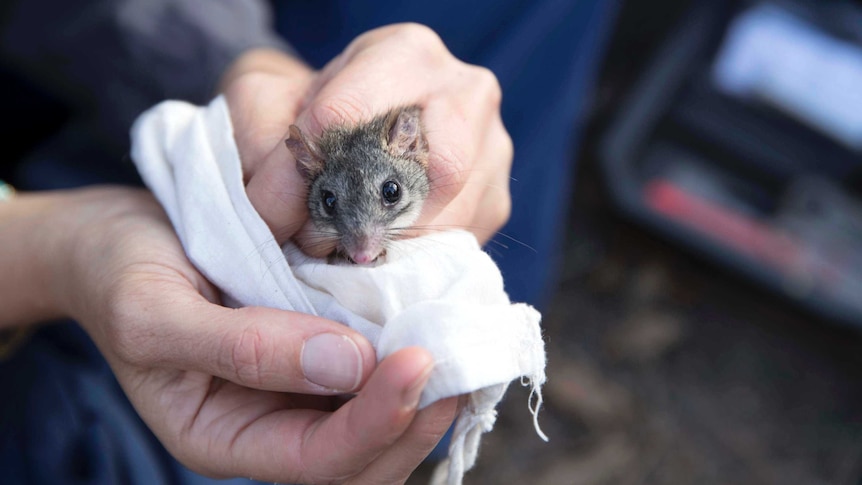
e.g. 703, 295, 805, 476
130, 96, 547, 485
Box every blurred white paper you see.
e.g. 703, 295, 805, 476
713, 4, 862, 150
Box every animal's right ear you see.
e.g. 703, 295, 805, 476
385, 106, 429, 166
285, 125, 324, 180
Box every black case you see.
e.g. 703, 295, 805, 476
600, 0, 862, 327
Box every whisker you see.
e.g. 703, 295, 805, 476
393, 223, 537, 253
425, 168, 493, 185
426, 179, 510, 195
489, 231, 535, 252
487, 239, 509, 250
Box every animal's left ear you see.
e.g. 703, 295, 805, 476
286, 125, 325, 180
386, 105, 429, 165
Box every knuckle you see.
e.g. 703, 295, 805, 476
307, 90, 370, 133
499, 130, 515, 164
493, 150, 513, 229
346, 22, 430, 53
473, 66, 503, 105
343, 29, 376, 56
223, 70, 267, 97
493, 192, 513, 229
431, 142, 469, 201
227, 323, 269, 388
348, 23, 450, 67
392, 23, 446, 52
388, 23, 451, 67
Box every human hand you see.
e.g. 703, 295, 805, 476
222, 24, 513, 246
220, 49, 317, 243
34, 187, 457, 483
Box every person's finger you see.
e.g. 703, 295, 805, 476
245, 147, 310, 244
295, 31, 466, 143
353, 396, 459, 484
213, 346, 437, 483
105, 277, 376, 394
299, 23, 458, 122
295, 346, 437, 481
222, 71, 313, 175
415, 79, 509, 235
131, 374, 336, 479
222, 70, 316, 244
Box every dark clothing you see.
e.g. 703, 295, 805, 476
1, 0, 287, 151
1, 323, 256, 485
1, 0, 288, 189
0, 1, 618, 482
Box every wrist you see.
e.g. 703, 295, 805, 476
0, 189, 75, 328
0, 186, 159, 329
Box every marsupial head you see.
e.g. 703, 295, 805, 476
286, 105, 430, 264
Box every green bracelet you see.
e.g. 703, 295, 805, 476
0, 179, 29, 360
0, 180, 15, 202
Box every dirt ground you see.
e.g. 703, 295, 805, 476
407, 2, 862, 483
408, 148, 862, 485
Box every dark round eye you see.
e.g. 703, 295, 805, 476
381, 180, 401, 205
321, 190, 337, 215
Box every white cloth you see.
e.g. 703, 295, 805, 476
130, 96, 547, 485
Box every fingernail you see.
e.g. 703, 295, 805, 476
403, 363, 434, 410
301, 333, 363, 391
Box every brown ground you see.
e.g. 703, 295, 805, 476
409, 152, 862, 485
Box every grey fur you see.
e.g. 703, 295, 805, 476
286, 105, 430, 262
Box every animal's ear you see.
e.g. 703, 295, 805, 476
385, 106, 429, 165
286, 125, 324, 180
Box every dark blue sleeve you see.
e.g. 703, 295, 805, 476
0, 0, 292, 141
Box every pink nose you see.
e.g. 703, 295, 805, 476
350, 250, 378, 265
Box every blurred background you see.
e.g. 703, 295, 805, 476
412, 0, 862, 483
4, 0, 862, 483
